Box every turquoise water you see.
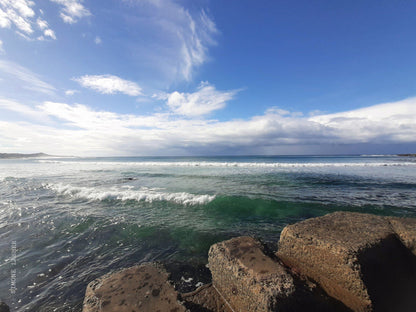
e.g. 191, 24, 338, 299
1, 155, 416, 311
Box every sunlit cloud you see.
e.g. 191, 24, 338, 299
0, 7, 11, 28
309, 98, 416, 143
0, 0, 89, 41
43, 28, 56, 39
0, 96, 415, 156
36, 17, 56, 40
36, 17, 48, 30
0, 0, 35, 34
73, 74, 142, 96
164, 82, 238, 117
49, 0, 91, 24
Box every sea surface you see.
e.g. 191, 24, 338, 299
1, 155, 416, 311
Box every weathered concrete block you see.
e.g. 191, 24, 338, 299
181, 283, 233, 312
82, 263, 186, 312
208, 236, 296, 312
387, 216, 416, 256
277, 211, 416, 312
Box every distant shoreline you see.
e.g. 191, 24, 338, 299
1, 153, 415, 159
0, 153, 50, 159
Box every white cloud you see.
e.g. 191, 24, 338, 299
0, 1, 59, 40
43, 28, 56, 39
0, 60, 56, 95
176, 9, 217, 81
0, 98, 52, 122
0, 0, 90, 41
7, 0, 35, 17
0, 39, 4, 53
0, 0, 35, 34
74, 74, 142, 96
0, 7, 11, 28
65, 89, 78, 96
35, 17, 56, 39
1, 96, 416, 156
94, 36, 102, 44
309, 98, 416, 143
49, 0, 91, 24
36, 17, 48, 29
125, 0, 218, 82
166, 82, 237, 117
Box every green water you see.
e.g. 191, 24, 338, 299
0, 155, 415, 311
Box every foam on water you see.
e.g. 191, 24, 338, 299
43, 183, 215, 205
36, 159, 416, 168
2, 155, 416, 311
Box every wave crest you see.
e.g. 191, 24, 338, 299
43, 183, 215, 205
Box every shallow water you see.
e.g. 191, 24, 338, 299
1, 155, 416, 311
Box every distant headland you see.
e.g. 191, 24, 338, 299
0, 153, 50, 159
398, 154, 416, 157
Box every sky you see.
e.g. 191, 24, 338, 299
1, 0, 416, 156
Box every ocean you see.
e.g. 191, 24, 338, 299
1, 155, 416, 311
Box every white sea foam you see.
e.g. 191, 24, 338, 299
43, 183, 215, 205
36, 160, 416, 168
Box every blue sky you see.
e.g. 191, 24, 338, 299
1, 0, 416, 156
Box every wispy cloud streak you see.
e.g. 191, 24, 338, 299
125, 0, 218, 82
0, 60, 56, 95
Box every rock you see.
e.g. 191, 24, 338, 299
208, 236, 296, 312
163, 260, 213, 294
0, 302, 10, 312
181, 283, 232, 312
387, 216, 416, 256
277, 211, 416, 312
82, 263, 186, 312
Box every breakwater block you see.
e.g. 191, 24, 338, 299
208, 236, 296, 312
277, 211, 416, 312
82, 263, 186, 312
82, 212, 416, 312
181, 283, 232, 312
388, 216, 416, 256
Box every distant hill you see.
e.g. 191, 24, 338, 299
0, 153, 50, 159
397, 154, 416, 157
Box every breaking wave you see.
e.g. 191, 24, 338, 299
43, 183, 215, 205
